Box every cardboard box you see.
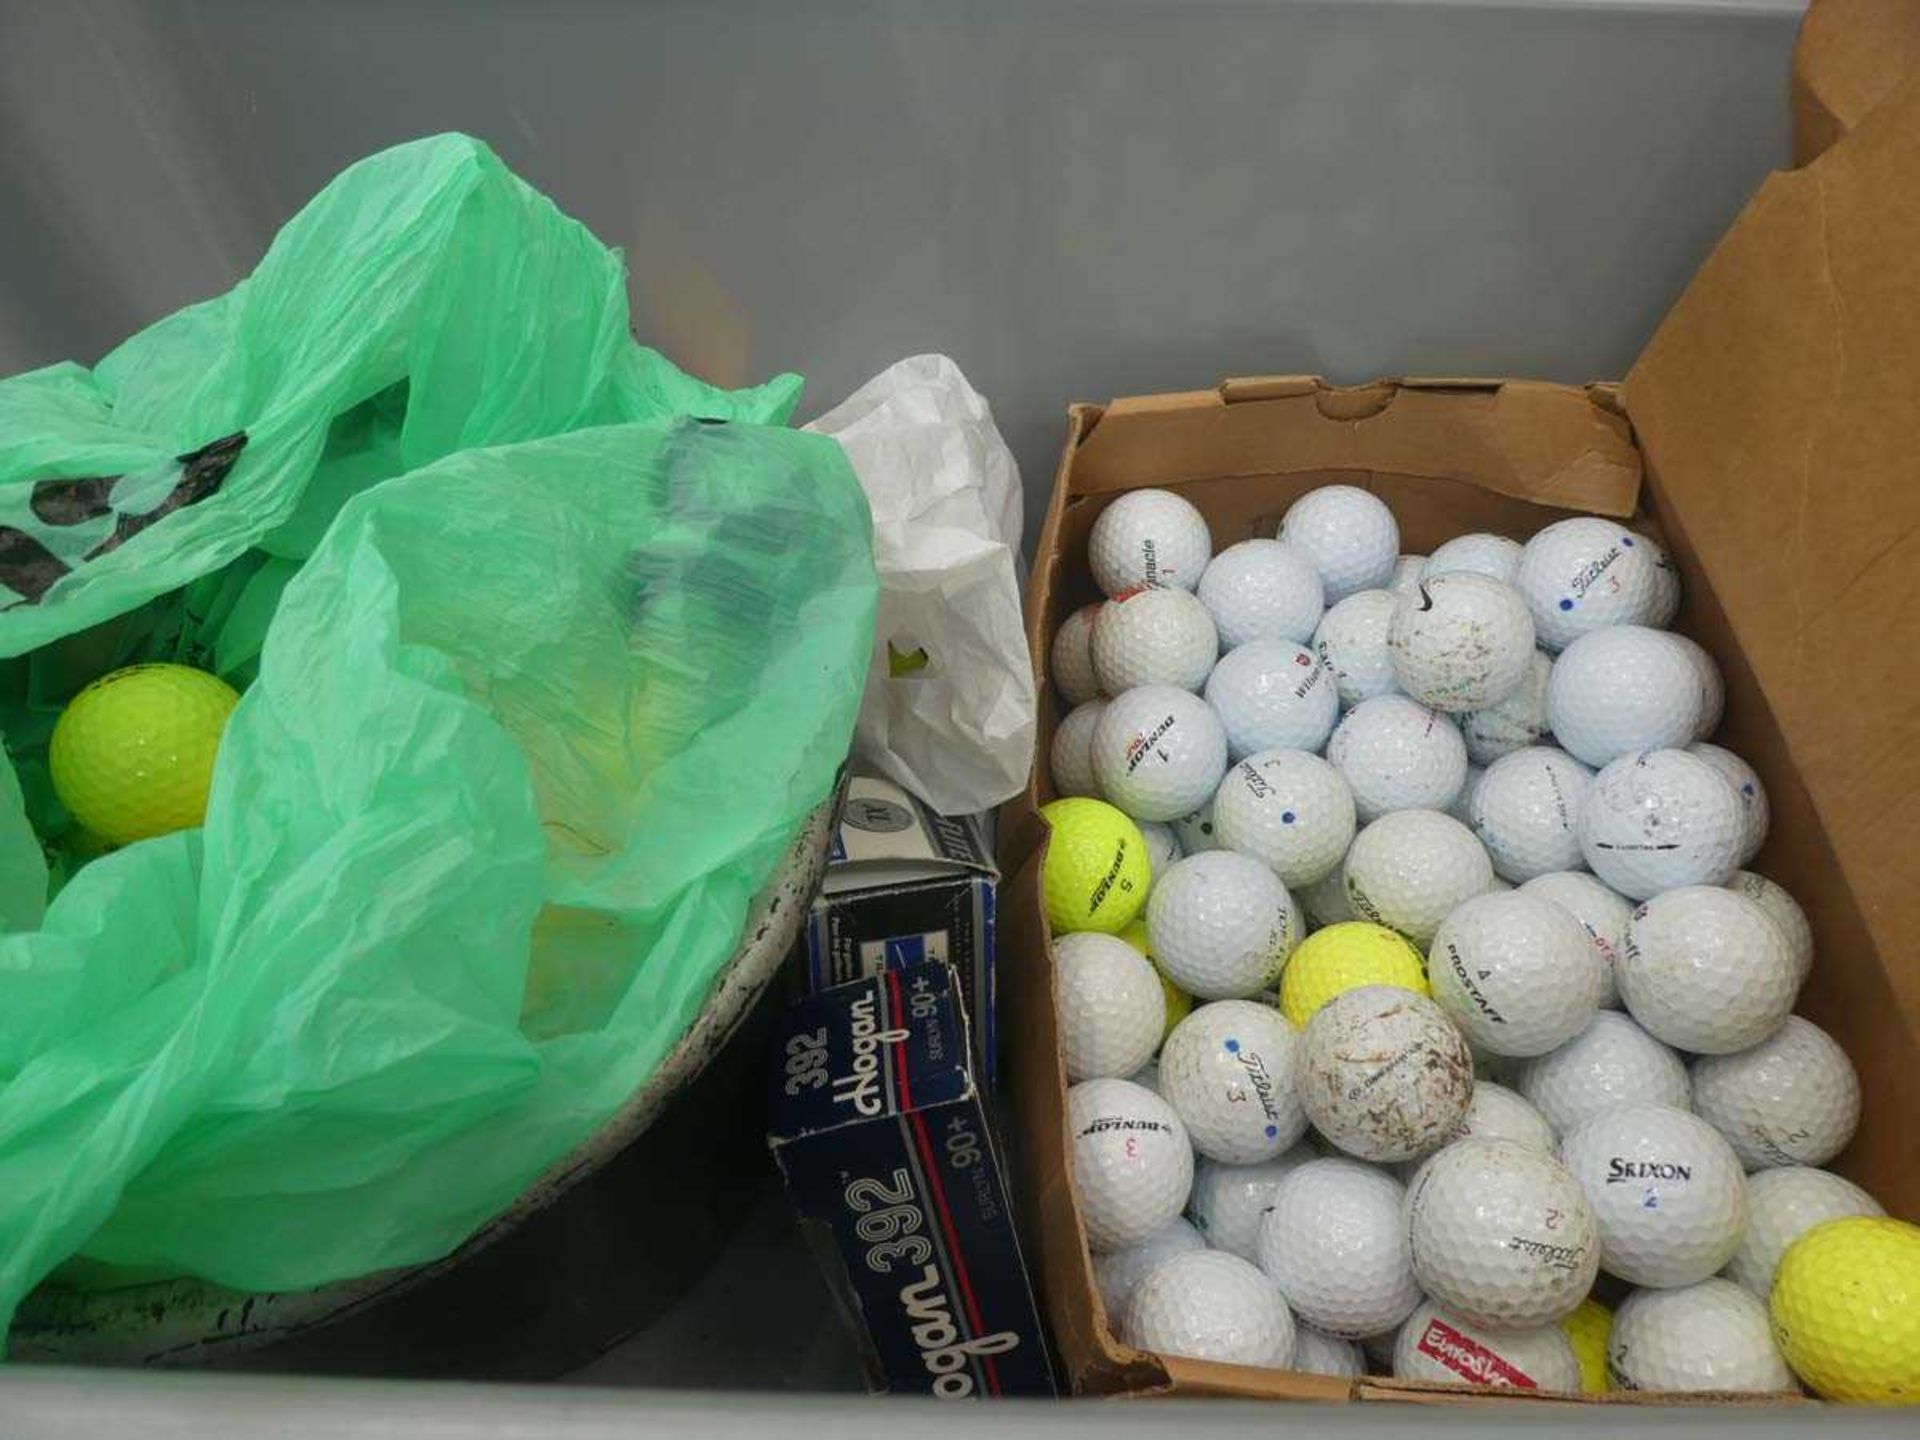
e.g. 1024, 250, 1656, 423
767, 961, 1056, 1397
997, 62, 1920, 1404
1792, 0, 1920, 164
801, 775, 999, 1084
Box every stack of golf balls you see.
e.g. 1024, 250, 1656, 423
1048, 486, 1913, 1402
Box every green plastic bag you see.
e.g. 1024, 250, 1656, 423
0, 137, 877, 1338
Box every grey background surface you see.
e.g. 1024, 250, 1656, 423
3, 0, 1803, 545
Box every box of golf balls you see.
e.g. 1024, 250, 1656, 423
800, 774, 1000, 1084
768, 961, 1056, 1397
994, 97, 1920, 1407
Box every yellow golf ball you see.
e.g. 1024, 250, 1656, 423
1560, 1297, 1613, 1396
1039, 798, 1149, 936
1772, 1215, 1920, 1404
49, 663, 240, 847
1277, 920, 1428, 1027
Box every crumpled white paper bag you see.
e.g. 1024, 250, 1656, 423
806, 354, 1035, 815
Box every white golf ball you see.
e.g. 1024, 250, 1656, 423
1051, 602, 1103, 704
1689, 1015, 1861, 1170
1123, 1249, 1297, 1369
1447, 762, 1484, 825
1170, 798, 1221, 854
1187, 1146, 1317, 1261
1092, 685, 1229, 822
1137, 819, 1182, 882
1578, 748, 1745, 900
1089, 488, 1212, 597
1388, 573, 1536, 712
1291, 1327, 1365, 1378
1093, 1216, 1207, 1320
1314, 589, 1400, 710
1327, 695, 1469, 823
1197, 538, 1326, 648
1670, 633, 1723, 739
1546, 626, 1703, 768
1514, 517, 1669, 651
1393, 1300, 1581, 1391
1256, 1158, 1422, 1337
1723, 1166, 1884, 1299
1467, 746, 1592, 883
1067, 1077, 1196, 1252
1619, 885, 1796, 1054
1426, 532, 1523, 585
1294, 986, 1474, 1162
1686, 742, 1768, 865
1428, 891, 1605, 1058
1211, 749, 1356, 889
1342, 809, 1493, 947
1608, 1279, 1793, 1392
1130, 1055, 1163, 1098
1050, 699, 1108, 798
1405, 1137, 1600, 1328
1146, 850, 1300, 1000
1389, 554, 1428, 598
1446, 1080, 1557, 1153
1559, 1101, 1749, 1287
1091, 586, 1218, 694
1644, 538, 1682, 627
1280, 486, 1400, 603
1513, 1011, 1690, 1136
1056, 932, 1168, 1083
1298, 866, 1356, 929
1519, 871, 1631, 1010
1724, 870, 1812, 991
1204, 640, 1340, 760
1459, 649, 1554, 765
1160, 1000, 1309, 1163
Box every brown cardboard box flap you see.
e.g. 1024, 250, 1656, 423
1623, 65, 1920, 1204
1074, 376, 1642, 517
1792, 0, 1920, 164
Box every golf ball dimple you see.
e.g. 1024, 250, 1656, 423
1460, 649, 1554, 765
1280, 486, 1400, 603
1146, 850, 1300, 1000
1467, 746, 1593, 883
1609, 1279, 1793, 1393
1689, 1015, 1861, 1170
1051, 603, 1105, 704
1686, 742, 1769, 865
1197, 538, 1326, 648
1291, 1326, 1366, 1377
1298, 866, 1356, 929
1092, 685, 1229, 822
1388, 573, 1536, 712
1428, 891, 1605, 1058
1210, 748, 1356, 889
1294, 986, 1474, 1163
1050, 699, 1108, 798
1091, 587, 1219, 694
1559, 1101, 1749, 1288
1393, 1300, 1582, 1391
1446, 1080, 1557, 1154
1089, 488, 1212, 597
1546, 625, 1704, 769
1342, 809, 1492, 948
1578, 748, 1745, 900
1520, 871, 1631, 1010
1256, 1158, 1422, 1338
1159, 1000, 1309, 1164
1671, 633, 1724, 740
1426, 533, 1524, 585
1313, 589, 1400, 710
1055, 932, 1168, 1082
1725, 1166, 1885, 1300
1619, 885, 1796, 1054
1405, 1137, 1600, 1329
1187, 1146, 1317, 1261
1123, 1249, 1297, 1369
1514, 517, 1669, 651
1327, 695, 1468, 823
1067, 1077, 1196, 1252
1093, 1216, 1207, 1320
1204, 640, 1340, 760
1725, 870, 1813, 992
1513, 1011, 1691, 1136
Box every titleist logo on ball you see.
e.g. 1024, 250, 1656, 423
1605, 1157, 1694, 1183
1567, 547, 1621, 599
